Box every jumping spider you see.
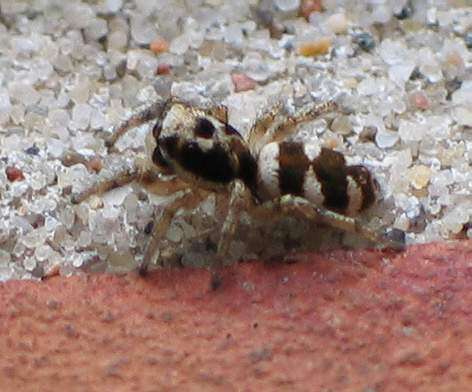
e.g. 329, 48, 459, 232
63, 97, 405, 275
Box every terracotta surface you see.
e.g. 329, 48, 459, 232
1, 241, 471, 392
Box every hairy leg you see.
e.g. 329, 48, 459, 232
69, 167, 140, 204
216, 180, 253, 259
139, 169, 189, 197
139, 189, 205, 275
249, 195, 405, 251
104, 100, 168, 149
248, 100, 338, 152
279, 195, 405, 250
199, 103, 228, 124
67, 156, 187, 203
247, 100, 284, 152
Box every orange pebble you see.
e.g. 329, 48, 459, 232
5, 166, 25, 182
299, 0, 323, 20
86, 157, 103, 173
156, 63, 171, 75
298, 37, 331, 57
150, 38, 169, 54
409, 91, 430, 110
231, 73, 257, 92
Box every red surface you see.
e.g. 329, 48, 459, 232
1, 241, 471, 391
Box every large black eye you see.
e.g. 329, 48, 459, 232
194, 117, 215, 139
152, 147, 169, 168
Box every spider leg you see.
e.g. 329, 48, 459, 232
139, 168, 189, 196
247, 100, 284, 152
64, 152, 195, 274
249, 195, 405, 251
216, 180, 252, 260
139, 189, 205, 276
68, 156, 186, 204
290, 100, 338, 126
69, 167, 140, 204
198, 102, 228, 124
248, 100, 338, 152
279, 195, 405, 250
104, 100, 168, 150
206, 105, 228, 124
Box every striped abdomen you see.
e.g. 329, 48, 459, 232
257, 141, 378, 216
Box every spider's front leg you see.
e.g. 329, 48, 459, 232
248, 100, 338, 152
61, 150, 143, 203
69, 167, 140, 204
216, 180, 254, 261
104, 100, 169, 150
274, 195, 406, 250
139, 189, 205, 276
62, 155, 184, 204
63, 154, 200, 275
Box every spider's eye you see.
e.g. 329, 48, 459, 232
152, 147, 170, 168
194, 117, 215, 139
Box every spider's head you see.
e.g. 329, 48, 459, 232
149, 103, 258, 194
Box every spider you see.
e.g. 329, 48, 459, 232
63, 97, 405, 275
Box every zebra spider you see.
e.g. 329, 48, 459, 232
65, 97, 405, 275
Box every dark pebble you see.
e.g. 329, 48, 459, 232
409, 67, 423, 80
355, 32, 375, 51
445, 78, 462, 101
25, 144, 40, 156
406, 204, 427, 234
31, 265, 45, 279
394, 1, 414, 20
144, 221, 154, 235
115, 59, 127, 78
465, 32, 472, 49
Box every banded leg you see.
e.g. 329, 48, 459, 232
249, 195, 405, 250
70, 167, 140, 204
199, 102, 228, 124
216, 180, 252, 259
247, 100, 284, 152
139, 189, 205, 275
278, 195, 405, 250
104, 100, 168, 149
248, 100, 338, 152
68, 159, 187, 204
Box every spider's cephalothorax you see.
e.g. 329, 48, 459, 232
149, 102, 259, 198
66, 98, 404, 275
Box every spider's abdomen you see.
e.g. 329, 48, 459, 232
257, 141, 378, 216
